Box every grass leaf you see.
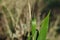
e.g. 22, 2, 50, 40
32, 18, 36, 36
37, 11, 50, 40
31, 18, 36, 40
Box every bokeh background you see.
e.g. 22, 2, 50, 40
0, 0, 60, 40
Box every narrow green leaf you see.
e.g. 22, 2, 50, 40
37, 11, 50, 40
33, 31, 37, 40
31, 18, 36, 40
31, 18, 36, 36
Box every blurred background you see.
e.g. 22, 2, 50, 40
0, 0, 60, 40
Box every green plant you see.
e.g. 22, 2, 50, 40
37, 11, 50, 40
28, 11, 50, 40
31, 18, 36, 40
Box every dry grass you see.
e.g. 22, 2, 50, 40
0, 0, 60, 40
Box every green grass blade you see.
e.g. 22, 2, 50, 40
33, 31, 37, 40
37, 11, 50, 40
31, 18, 36, 40
32, 18, 36, 36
